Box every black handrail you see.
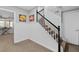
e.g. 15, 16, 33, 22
36, 10, 61, 52
58, 26, 60, 52
38, 9, 44, 12
37, 12, 58, 29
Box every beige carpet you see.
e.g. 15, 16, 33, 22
0, 34, 52, 52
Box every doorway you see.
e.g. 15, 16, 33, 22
0, 8, 14, 51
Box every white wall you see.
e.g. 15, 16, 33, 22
63, 10, 79, 45
38, 6, 44, 12
0, 6, 29, 42
27, 23, 63, 51
28, 8, 37, 22
44, 6, 61, 26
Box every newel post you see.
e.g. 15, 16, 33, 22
58, 26, 61, 52
36, 10, 38, 22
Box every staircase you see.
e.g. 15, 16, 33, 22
36, 9, 68, 52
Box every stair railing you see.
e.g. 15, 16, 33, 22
36, 9, 61, 52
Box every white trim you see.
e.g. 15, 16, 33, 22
0, 8, 15, 13
62, 8, 79, 13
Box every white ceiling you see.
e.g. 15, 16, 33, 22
17, 6, 79, 12
45, 6, 79, 12
17, 6, 36, 11
61, 6, 79, 11
0, 9, 14, 19
17, 6, 79, 11
0, 6, 79, 19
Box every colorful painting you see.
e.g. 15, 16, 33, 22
29, 15, 34, 22
19, 14, 26, 22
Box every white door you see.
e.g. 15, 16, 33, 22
63, 10, 79, 45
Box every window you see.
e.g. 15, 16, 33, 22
5, 21, 13, 28
0, 20, 13, 28
0, 21, 5, 27
5, 21, 9, 28
10, 21, 13, 27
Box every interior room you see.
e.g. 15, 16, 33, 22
0, 6, 79, 52
0, 8, 14, 51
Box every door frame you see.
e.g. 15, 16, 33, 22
0, 7, 15, 43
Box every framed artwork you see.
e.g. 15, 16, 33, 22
19, 14, 26, 22
29, 15, 34, 22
